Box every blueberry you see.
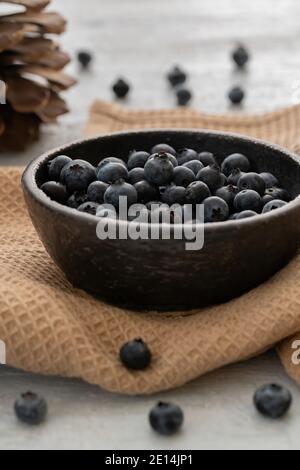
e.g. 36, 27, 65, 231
198, 152, 216, 167
14, 391, 47, 425
260, 172, 279, 188
228, 86, 245, 105
48, 155, 72, 181
97, 162, 128, 184
104, 181, 138, 210
234, 189, 262, 212
185, 181, 211, 204
182, 160, 204, 175
197, 164, 225, 192
167, 66, 187, 87
97, 157, 126, 170
176, 86, 192, 106
215, 185, 239, 210
227, 168, 245, 186
128, 168, 145, 185
60, 159, 96, 192
159, 185, 167, 197
87, 181, 108, 203
221, 153, 250, 176
235, 210, 257, 219
120, 338, 151, 370
203, 196, 229, 223
173, 166, 195, 187
254, 384, 292, 419
134, 180, 160, 203
144, 153, 174, 186
262, 199, 287, 213
162, 185, 186, 205
265, 187, 290, 202
177, 148, 198, 165
112, 78, 130, 98
232, 45, 250, 68
67, 190, 88, 209
149, 402, 184, 435
149, 151, 178, 168
151, 143, 176, 156
41, 181, 68, 204
238, 172, 266, 196
77, 202, 99, 215
262, 194, 273, 205
77, 50, 92, 69
165, 153, 178, 168
127, 151, 150, 170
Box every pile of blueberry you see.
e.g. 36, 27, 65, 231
41, 142, 292, 224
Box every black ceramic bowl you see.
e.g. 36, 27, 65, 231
22, 129, 300, 311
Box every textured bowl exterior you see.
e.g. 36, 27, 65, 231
22, 129, 300, 311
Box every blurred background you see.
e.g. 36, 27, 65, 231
3, 0, 300, 164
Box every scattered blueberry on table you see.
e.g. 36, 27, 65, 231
167, 66, 187, 87
112, 78, 130, 99
176, 86, 192, 106
232, 44, 250, 68
254, 384, 292, 419
12, 383, 293, 432
228, 86, 245, 105
149, 402, 184, 435
14, 391, 48, 425
120, 339, 152, 370
77, 50, 93, 69
41, 143, 294, 222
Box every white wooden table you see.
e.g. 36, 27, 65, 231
1, 0, 300, 450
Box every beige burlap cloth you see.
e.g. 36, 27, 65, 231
2, 100, 300, 395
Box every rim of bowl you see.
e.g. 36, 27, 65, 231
22, 128, 300, 232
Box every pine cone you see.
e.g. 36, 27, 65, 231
0, 0, 75, 151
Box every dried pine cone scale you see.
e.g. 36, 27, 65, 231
0, 0, 75, 151
0, 21, 37, 51
23, 66, 76, 90
2, 47, 71, 69
6, 75, 50, 112
10, 36, 56, 59
37, 90, 68, 122
3, 11, 66, 34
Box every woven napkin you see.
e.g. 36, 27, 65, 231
1, 100, 300, 395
